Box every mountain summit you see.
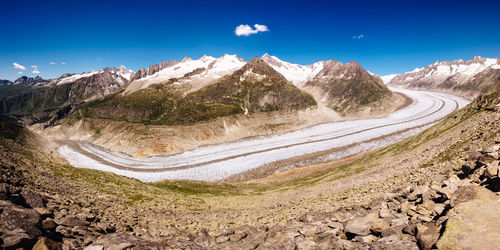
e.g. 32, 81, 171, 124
262, 54, 401, 117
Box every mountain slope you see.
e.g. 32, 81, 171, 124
388, 56, 500, 98
124, 54, 246, 94
82, 57, 316, 125
262, 54, 402, 117
0, 67, 133, 124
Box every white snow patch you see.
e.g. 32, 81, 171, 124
380, 74, 398, 84
125, 54, 245, 93
261, 54, 324, 85
57, 71, 101, 85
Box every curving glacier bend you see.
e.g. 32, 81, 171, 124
57, 87, 470, 182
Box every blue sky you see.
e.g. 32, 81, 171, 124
1, 0, 499, 80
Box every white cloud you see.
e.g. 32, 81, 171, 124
13, 62, 26, 70
50, 62, 56, 65
352, 34, 365, 39
235, 24, 269, 36
17, 71, 23, 75
61, 62, 66, 65
30, 65, 40, 74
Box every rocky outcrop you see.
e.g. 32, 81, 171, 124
129, 60, 180, 82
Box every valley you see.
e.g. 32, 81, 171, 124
55, 87, 469, 182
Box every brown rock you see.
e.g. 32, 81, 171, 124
33, 237, 61, 250
55, 216, 90, 228
437, 186, 500, 250
298, 223, 320, 237
434, 203, 446, 215
20, 189, 45, 208
295, 238, 318, 250
344, 213, 378, 236
87, 233, 163, 249
416, 223, 441, 249
42, 218, 57, 231
372, 235, 419, 250
371, 219, 393, 236
0, 200, 42, 249
450, 185, 498, 207
0, 183, 9, 200
485, 160, 499, 178
408, 185, 429, 201
417, 200, 435, 216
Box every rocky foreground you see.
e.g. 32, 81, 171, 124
1, 137, 500, 249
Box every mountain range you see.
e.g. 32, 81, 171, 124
0, 54, 404, 125
385, 56, 500, 98
1, 54, 498, 157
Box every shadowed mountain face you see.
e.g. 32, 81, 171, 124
305, 61, 392, 114
82, 57, 317, 125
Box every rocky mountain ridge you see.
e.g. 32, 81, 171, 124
0, 66, 135, 125
387, 56, 500, 98
262, 54, 400, 116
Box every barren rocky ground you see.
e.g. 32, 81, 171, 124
0, 85, 499, 249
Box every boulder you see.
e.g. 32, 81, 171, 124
0, 200, 42, 249
450, 185, 497, 207
434, 203, 446, 215
86, 233, 163, 249
41, 218, 57, 231
0, 183, 9, 200
372, 235, 419, 250
55, 215, 90, 227
298, 223, 320, 237
344, 212, 378, 236
33, 237, 61, 250
20, 189, 45, 208
485, 161, 499, 178
295, 238, 318, 250
408, 185, 429, 201
437, 186, 500, 249
370, 219, 393, 236
416, 223, 441, 249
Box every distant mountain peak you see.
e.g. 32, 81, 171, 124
387, 56, 500, 98
234, 56, 287, 82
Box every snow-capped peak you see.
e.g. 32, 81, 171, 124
387, 56, 500, 88
116, 65, 134, 80
380, 74, 398, 84
55, 70, 103, 85
261, 53, 324, 85
124, 54, 247, 94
